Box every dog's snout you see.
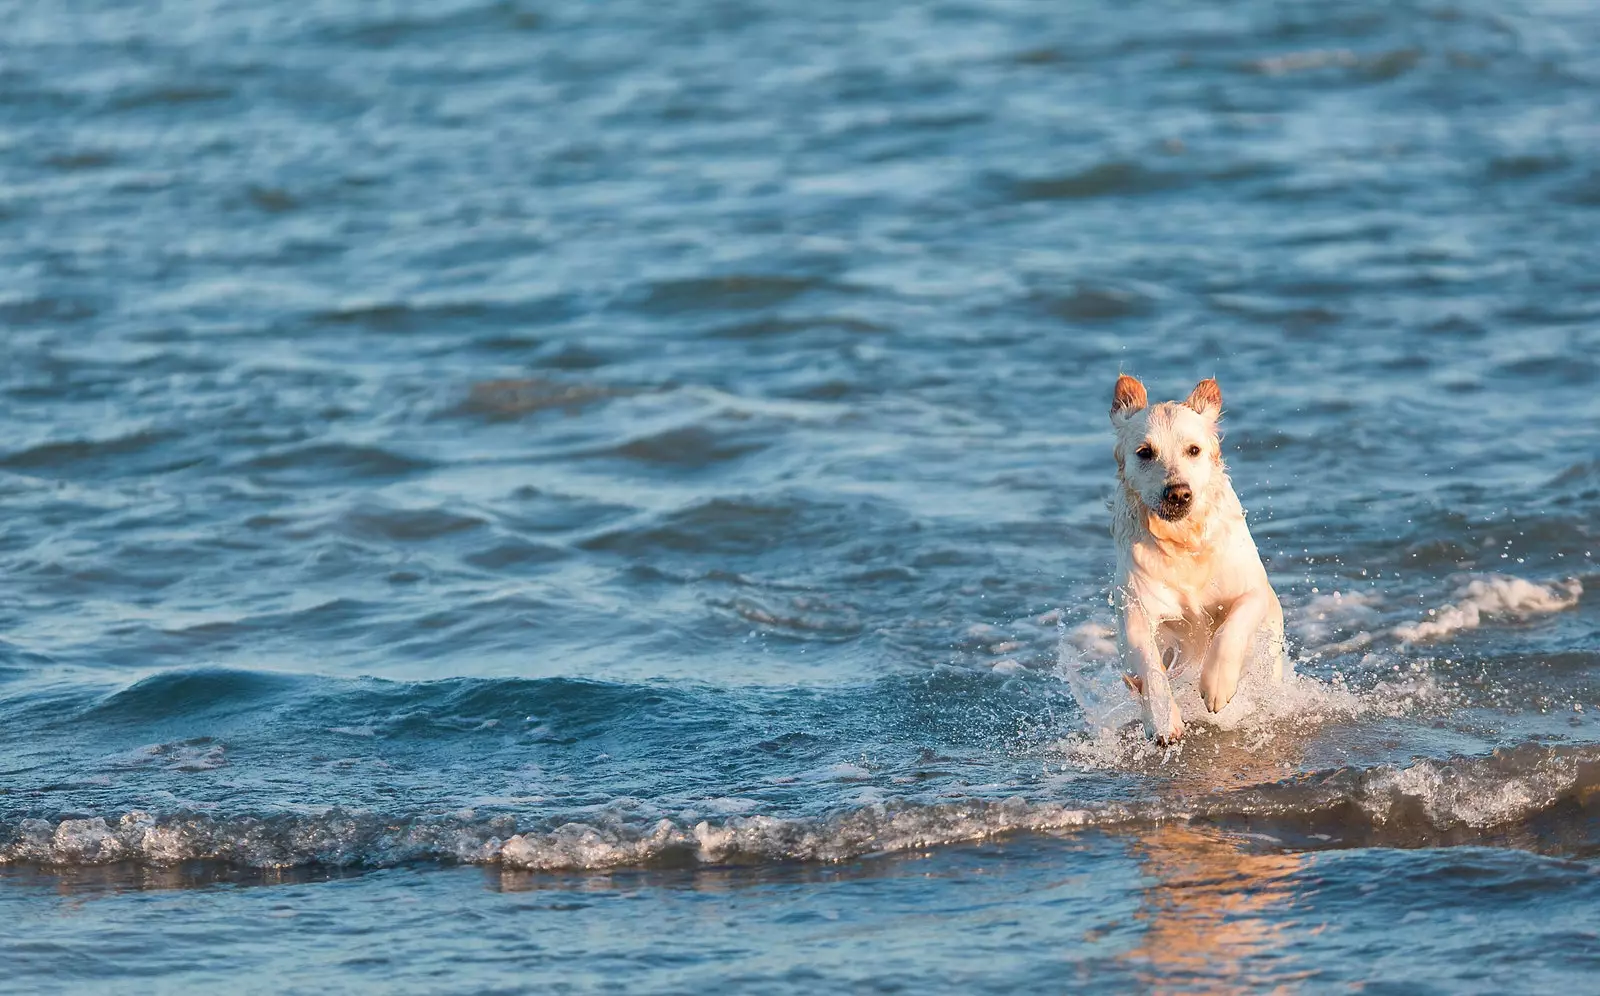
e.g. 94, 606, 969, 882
1156, 483, 1193, 520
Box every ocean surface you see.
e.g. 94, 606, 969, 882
3, 0, 1600, 991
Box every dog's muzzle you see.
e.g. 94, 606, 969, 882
1157, 483, 1192, 520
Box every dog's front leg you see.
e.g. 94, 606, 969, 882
1198, 589, 1271, 713
1120, 600, 1183, 743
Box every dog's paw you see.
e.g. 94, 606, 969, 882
1199, 675, 1236, 714
1141, 695, 1184, 744
1144, 717, 1184, 744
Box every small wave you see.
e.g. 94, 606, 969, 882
1495, 354, 1600, 387
626, 275, 840, 315
461, 537, 566, 571
1210, 293, 1344, 329
455, 378, 633, 420
238, 442, 435, 483
1242, 46, 1421, 81
705, 315, 888, 340
1284, 574, 1581, 656
43, 149, 116, 171
706, 592, 864, 643
0, 429, 179, 474
60, 670, 723, 739
579, 493, 898, 559
107, 82, 233, 111
600, 425, 770, 470
1001, 161, 1179, 201
84, 669, 306, 723
1294, 590, 1383, 648
1487, 153, 1572, 182
104, 739, 228, 773
245, 185, 298, 213
339, 504, 487, 543
1548, 459, 1600, 491
1393, 575, 1582, 645
311, 296, 575, 334
1035, 282, 1156, 322
0, 293, 100, 327
5, 744, 1596, 872
319, 3, 543, 49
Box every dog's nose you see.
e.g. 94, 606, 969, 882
1162, 483, 1192, 507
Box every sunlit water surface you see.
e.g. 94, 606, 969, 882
3, 0, 1600, 991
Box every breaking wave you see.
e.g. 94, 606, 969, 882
1392, 575, 1583, 645
1292, 573, 1583, 656
5, 743, 1596, 872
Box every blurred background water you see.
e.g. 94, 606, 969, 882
3, 0, 1600, 991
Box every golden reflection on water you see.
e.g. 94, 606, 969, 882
1122, 724, 1319, 993
1123, 824, 1311, 994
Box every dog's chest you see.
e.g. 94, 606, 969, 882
1130, 542, 1228, 620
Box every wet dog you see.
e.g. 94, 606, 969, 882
1108, 375, 1285, 743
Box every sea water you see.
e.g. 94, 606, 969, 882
2, 1, 1599, 991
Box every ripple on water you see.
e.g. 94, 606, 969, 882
998, 160, 1181, 202
578, 493, 904, 560
704, 315, 890, 340
0, 430, 199, 479
460, 536, 567, 573
705, 591, 865, 643
455, 378, 633, 421
625, 275, 849, 315
1034, 282, 1157, 322
238, 443, 436, 485
597, 424, 772, 472
333, 503, 485, 544
104, 82, 235, 113
316, 2, 545, 49
310, 296, 578, 335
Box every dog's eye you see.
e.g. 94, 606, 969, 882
1135, 444, 1154, 460
1186, 445, 1201, 457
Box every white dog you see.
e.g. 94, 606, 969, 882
1108, 375, 1285, 743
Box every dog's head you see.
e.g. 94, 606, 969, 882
1109, 374, 1224, 522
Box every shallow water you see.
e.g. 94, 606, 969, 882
4, 0, 1600, 991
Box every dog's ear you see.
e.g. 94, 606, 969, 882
1184, 378, 1222, 420
1111, 374, 1147, 423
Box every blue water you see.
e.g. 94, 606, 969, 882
4, 0, 1600, 991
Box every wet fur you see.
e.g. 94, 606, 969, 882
1109, 375, 1285, 743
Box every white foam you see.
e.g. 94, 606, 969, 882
1063, 620, 1117, 659
1356, 748, 1591, 828
1250, 48, 1360, 76
1055, 611, 1449, 771
1393, 575, 1582, 645
1055, 669, 1441, 773
1055, 573, 1579, 746
1294, 589, 1382, 648
1055, 620, 1139, 734
104, 741, 228, 772
1057, 616, 1353, 739
798, 763, 872, 782
5, 741, 1596, 872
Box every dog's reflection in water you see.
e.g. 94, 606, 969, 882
1122, 727, 1318, 993
1123, 825, 1311, 994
